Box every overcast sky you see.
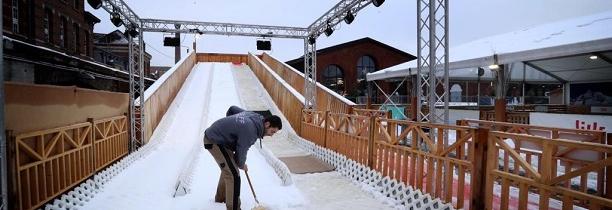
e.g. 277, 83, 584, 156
86, 0, 612, 67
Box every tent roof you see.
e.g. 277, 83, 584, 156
367, 11, 612, 82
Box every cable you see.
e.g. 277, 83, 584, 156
145, 42, 174, 59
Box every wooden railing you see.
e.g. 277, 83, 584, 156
247, 53, 305, 132
259, 53, 355, 114
373, 119, 480, 209
299, 111, 612, 209
327, 112, 372, 166
487, 132, 612, 209
301, 110, 327, 147
481, 110, 530, 124
8, 115, 128, 210
352, 108, 389, 118
197, 53, 248, 63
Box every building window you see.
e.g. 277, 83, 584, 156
73, 0, 79, 9
323, 65, 344, 94
43, 9, 53, 43
357, 55, 376, 82
73, 23, 80, 53
59, 16, 66, 47
85, 32, 90, 56
12, 0, 19, 33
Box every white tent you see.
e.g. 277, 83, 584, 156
367, 11, 612, 83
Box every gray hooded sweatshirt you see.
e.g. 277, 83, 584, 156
204, 106, 263, 168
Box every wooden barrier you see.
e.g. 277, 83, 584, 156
327, 112, 372, 166
197, 53, 248, 63
9, 115, 127, 210
92, 116, 129, 171
247, 53, 305, 132
142, 51, 197, 143
480, 110, 530, 124
259, 53, 355, 114
486, 132, 612, 209
352, 108, 389, 118
301, 110, 327, 147
373, 119, 479, 209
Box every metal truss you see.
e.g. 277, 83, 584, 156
128, 32, 146, 151
0, 0, 7, 208
100, 0, 141, 27
416, 0, 449, 125
140, 19, 308, 39
303, 39, 317, 109
307, 0, 372, 37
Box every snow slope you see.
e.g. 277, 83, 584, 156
80, 62, 305, 210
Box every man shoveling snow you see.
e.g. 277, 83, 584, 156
203, 105, 282, 210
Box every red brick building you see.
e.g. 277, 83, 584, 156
286, 37, 415, 103
3, 0, 99, 57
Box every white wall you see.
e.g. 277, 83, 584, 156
437, 109, 480, 125
530, 112, 612, 133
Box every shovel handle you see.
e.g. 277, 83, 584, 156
245, 171, 260, 204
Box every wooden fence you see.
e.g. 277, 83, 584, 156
298, 110, 612, 209
8, 115, 128, 210
487, 132, 612, 209
481, 110, 530, 124
247, 53, 305, 132
259, 53, 355, 114
197, 53, 248, 63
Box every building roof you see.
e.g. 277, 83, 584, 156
84, 12, 101, 24
286, 37, 415, 65
367, 11, 612, 83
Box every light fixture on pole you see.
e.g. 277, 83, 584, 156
372, 0, 385, 7
324, 22, 334, 37
110, 10, 123, 27
344, 11, 355, 24
308, 36, 316, 45
589, 55, 598, 60
87, 0, 102, 9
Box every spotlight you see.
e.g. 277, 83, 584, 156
488, 64, 500, 70
308, 36, 316, 45
128, 28, 139, 38
324, 23, 334, 37
110, 12, 123, 27
371, 0, 385, 7
344, 11, 355, 24
87, 0, 102, 9
589, 55, 598, 60
256, 40, 271, 51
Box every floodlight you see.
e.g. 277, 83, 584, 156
372, 0, 385, 7
324, 24, 333, 37
589, 55, 598, 60
110, 12, 123, 27
87, 0, 102, 9
344, 11, 355, 24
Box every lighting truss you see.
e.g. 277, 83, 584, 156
140, 19, 308, 39
303, 39, 317, 109
307, 0, 373, 37
416, 0, 449, 125
128, 32, 146, 151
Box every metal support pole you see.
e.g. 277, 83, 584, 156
0, 0, 8, 207
174, 32, 180, 63
128, 35, 136, 151
303, 38, 317, 109
138, 30, 146, 144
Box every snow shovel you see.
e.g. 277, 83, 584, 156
245, 170, 268, 210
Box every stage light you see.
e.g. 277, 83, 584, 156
110, 12, 123, 27
324, 23, 333, 37
308, 36, 316, 45
256, 40, 271, 51
87, 0, 102, 9
488, 64, 500, 70
344, 11, 355, 24
372, 0, 385, 7
589, 55, 598, 60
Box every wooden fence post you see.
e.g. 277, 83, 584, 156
471, 127, 490, 210
606, 133, 612, 201
367, 116, 376, 168
6, 130, 16, 210
324, 110, 330, 148
87, 118, 96, 173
